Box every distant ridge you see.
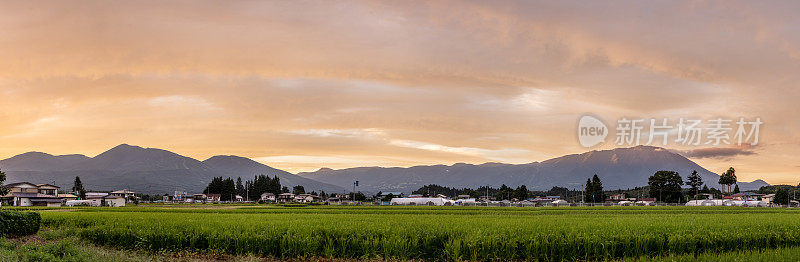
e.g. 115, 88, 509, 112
0, 144, 344, 194
299, 146, 769, 193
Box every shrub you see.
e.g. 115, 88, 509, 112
0, 211, 41, 236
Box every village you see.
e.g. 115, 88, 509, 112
2, 180, 797, 208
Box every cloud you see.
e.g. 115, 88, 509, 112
0, 1, 799, 184
678, 147, 757, 160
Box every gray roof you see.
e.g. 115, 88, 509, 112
8, 192, 58, 198
30, 198, 63, 203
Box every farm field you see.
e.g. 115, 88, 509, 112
10, 206, 800, 261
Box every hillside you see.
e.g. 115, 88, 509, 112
299, 146, 769, 193
0, 144, 344, 194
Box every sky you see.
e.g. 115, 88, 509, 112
0, 1, 798, 184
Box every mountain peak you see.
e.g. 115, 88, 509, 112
107, 143, 144, 152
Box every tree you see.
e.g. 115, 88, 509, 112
292, 185, 305, 195
383, 193, 395, 202
775, 187, 790, 205
513, 185, 529, 200
583, 175, 605, 203
281, 186, 289, 193
649, 171, 684, 203
353, 192, 367, 201
592, 174, 604, 202
498, 184, 513, 200
718, 167, 737, 194
584, 178, 593, 202
583, 174, 605, 202
733, 184, 740, 194
701, 185, 710, 193
236, 177, 245, 198
72, 176, 86, 199
686, 170, 703, 199
204, 177, 237, 201
0, 169, 8, 196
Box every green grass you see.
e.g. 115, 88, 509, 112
628, 246, 800, 261
34, 206, 800, 261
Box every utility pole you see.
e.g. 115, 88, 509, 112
352, 180, 358, 204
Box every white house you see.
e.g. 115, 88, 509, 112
86, 195, 126, 207
294, 194, 321, 203
110, 190, 136, 202
1, 182, 63, 207
260, 192, 276, 202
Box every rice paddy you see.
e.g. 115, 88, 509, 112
29, 206, 800, 261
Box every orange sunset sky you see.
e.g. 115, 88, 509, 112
0, 1, 798, 184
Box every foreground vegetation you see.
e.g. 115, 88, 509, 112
22, 206, 799, 261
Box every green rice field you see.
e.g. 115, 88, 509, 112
14, 206, 800, 261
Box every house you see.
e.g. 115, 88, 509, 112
205, 194, 221, 202
193, 194, 207, 202
456, 195, 471, 199
86, 194, 126, 207
333, 193, 349, 200
608, 193, 626, 201
0, 182, 64, 207
58, 193, 79, 202
110, 190, 136, 202
260, 192, 276, 202
761, 194, 776, 203
478, 196, 496, 201
235, 195, 244, 202
731, 192, 763, 202
277, 193, 295, 203
294, 194, 321, 203
103, 195, 126, 207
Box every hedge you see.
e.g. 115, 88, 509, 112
0, 211, 41, 236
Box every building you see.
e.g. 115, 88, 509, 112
277, 193, 295, 203
205, 194, 221, 202
173, 191, 189, 201
58, 193, 80, 202
731, 192, 763, 202
260, 192, 276, 202
761, 194, 776, 203
86, 192, 109, 198
110, 190, 136, 202
608, 193, 626, 201
103, 195, 126, 207
86, 195, 126, 207
294, 194, 321, 203
1, 182, 63, 207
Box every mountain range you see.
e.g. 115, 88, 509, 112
0, 144, 345, 194
0, 144, 769, 195
299, 146, 769, 193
